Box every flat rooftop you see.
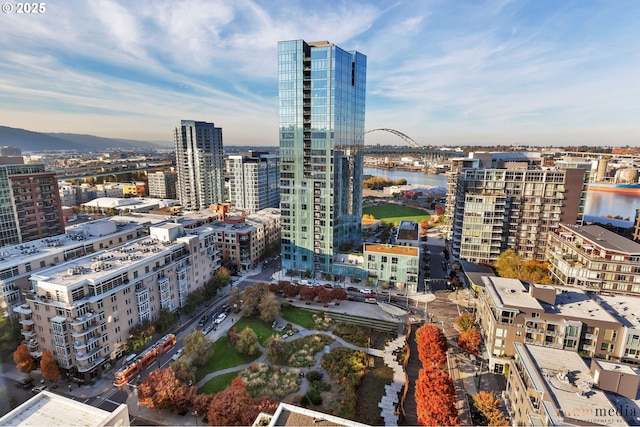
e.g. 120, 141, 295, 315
364, 244, 418, 257
483, 276, 543, 311
516, 343, 628, 426
592, 293, 640, 328
0, 391, 128, 426
560, 223, 640, 254
544, 287, 620, 324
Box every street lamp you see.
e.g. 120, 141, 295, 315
192, 410, 198, 426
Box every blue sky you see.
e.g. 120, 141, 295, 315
2, 0, 639, 146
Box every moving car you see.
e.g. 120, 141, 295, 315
359, 288, 373, 294
171, 348, 184, 362
31, 385, 47, 394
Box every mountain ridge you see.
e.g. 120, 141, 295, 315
0, 125, 168, 152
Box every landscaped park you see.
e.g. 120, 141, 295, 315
137, 283, 400, 426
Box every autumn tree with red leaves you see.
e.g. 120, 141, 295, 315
40, 350, 60, 382
416, 324, 447, 367
283, 283, 300, 297
138, 368, 195, 414
13, 343, 35, 376
458, 326, 482, 357
330, 288, 347, 301
415, 366, 459, 426
207, 377, 277, 426
299, 286, 315, 301
316, 288, 334, 304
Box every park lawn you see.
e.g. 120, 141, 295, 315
194, 335, 258, 382
198, 370, 242, 394
356, 358, 394, 425
362, 204, 430, 225
233, 317, 281, 346
281, 305, 316, 329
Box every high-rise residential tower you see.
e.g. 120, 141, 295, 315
278, 40, 366, 275
228, 151, 279, 214
174, 120, 225, 211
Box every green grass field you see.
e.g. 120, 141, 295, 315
198, 370, 242, 394
362, 204, 430, 225
194, 335, 259, 382
233, 317, 281, 345
281, 305, 316, 329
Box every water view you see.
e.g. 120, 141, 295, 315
364, 167, 640, 221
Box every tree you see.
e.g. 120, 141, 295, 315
283, 283, 300, 298
138, 368, 195, 413
155, 309, 178, 333
455, 312, 475, 331
416, 324, 447, 367
171, 358, 196, 384
316, 288, 334, 304
0, 313, 21, 363
331, 288, 348, 301
258, 292, 281, 323
415, 366, 460, 426
207, 377, 278, 426
457, 327, 482, 357
495, 249, 552, 284
236, 327, 259, 356
40, 350, 60, 382
472, 391, 509, 426
13, 343, 35, 376
299, 286, 315, 301
183, 330, 214, 367
265, 335, 290, 364
228, 286, 242, 311
419, 219, 429, 237
242, 282, 272, 318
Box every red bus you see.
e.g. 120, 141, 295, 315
113, 334, 176, 386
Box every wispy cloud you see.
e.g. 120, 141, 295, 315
0, 0, 638, 145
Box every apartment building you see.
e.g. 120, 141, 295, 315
395, 220, 420, 247
278, 40, 366, 275
477, 276, 624, 374
0, 220, 146, 321
506, 343, 628, 426
547, 223, 640, 295
148, 171, 177, 199
122, 181, 147, 197
202, 208, 281, 273
363, 244, 419, 293
227, 151, 279, 214
14, 223, 221, 382
449, 165, 587, 263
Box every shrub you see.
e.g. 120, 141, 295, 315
306, 389, 323, 405
306, 370, 322, 382
300, 394, 310, 407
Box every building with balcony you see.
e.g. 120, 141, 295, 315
199, 208, 281, 273
174, 120, 225, 211
505, 343, 627, 426
547, 223, 640, 295
0, 219, 146, 320
448, 162, 588, 263
477, 276, 624, 374
13, 222, 221, 382
278, 40, 366, 276
0, 162, 65, 249
148, 171, 177, 199
363, 244, 419, 293
227, 151, 279, 214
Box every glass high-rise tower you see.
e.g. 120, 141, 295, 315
174, 120, 225, 211
278, 40, 366, 276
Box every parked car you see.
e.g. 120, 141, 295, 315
16, 378, 33, 389
171, 348, 184, 362
31, 385, 47, 394
347, 286, 358, 292
221, 304, 230, 313
203, 324, 213, 335
365, 297, 377, 304
214, 313, 227, 324
360, 288, 373, 294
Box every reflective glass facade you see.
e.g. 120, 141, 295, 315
278, 40, 366, 275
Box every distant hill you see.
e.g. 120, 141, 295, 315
0, 126, 167, 152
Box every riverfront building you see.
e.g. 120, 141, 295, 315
228, 151, 280, 214
278, 40, 366, 276
13, 223, 221, 382
448, 161, 588, 263
547, 223, 640, 296
363, 244, 419, 293
174, 120, 225, 211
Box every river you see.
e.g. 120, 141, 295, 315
364, 167, 640, 222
